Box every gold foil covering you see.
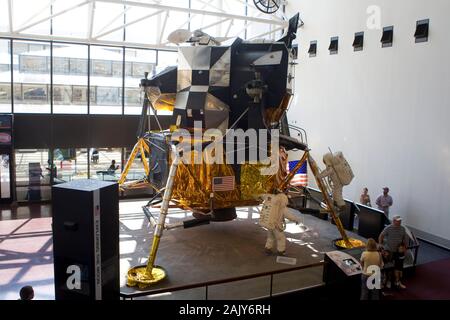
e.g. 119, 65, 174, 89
127, 266, 166, 288
264, 93, 292, 125
240, 163, 276, 200
335, 238, 366, 249
171, 153, 278, 209
154, 93, 176, 111
275, 147, 288, 187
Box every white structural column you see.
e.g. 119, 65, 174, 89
7, 0, 13, 33
88, 0, 96, 40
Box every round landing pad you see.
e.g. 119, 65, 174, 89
333, 238, 366, 250
127, 265, 166, 288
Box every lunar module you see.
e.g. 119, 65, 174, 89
122, 14, 364, 288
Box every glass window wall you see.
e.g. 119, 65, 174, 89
15, 149, 51, 202
53, 148, 88, 182
125, 48, 156, 115
89, 46, 123, 114
13, 40, 51, 113
90, 148, 122, 181
0, 39, 11, 113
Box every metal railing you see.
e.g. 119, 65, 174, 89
120, 261, 325, 300
288, 124, 308, 146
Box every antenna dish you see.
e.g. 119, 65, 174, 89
167, 29, 192, 45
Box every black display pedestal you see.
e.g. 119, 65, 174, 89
323, 250, 362, 300
52, 180, 119, 300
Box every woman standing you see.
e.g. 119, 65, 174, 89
360, 187, 371, 206
360, 238, 384, 300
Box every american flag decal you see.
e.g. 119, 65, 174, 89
212, 176, 235, 192
287, 160, 308, 187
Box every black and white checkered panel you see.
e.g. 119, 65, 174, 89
173, 45, 231, 132
209, 47, 231, 87
191, 70, 210, 85
177, 46, 211, 91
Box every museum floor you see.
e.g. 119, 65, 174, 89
1, 200, 450, 300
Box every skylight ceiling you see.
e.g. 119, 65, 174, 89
0, 0, 289, 49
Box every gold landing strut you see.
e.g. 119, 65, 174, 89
280, 150, 364, 249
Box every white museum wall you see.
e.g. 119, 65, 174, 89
285, 0, 450, 246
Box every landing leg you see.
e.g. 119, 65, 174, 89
127, 145, 180, 288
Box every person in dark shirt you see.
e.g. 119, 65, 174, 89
108, 160, 119, 173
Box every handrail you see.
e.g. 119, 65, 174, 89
288, 124, 308, 145
288, 126, 304, 144
120, 261, 324, 299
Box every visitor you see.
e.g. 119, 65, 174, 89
91, 149, 99, 164
108, 160, 119, 173
19, 286, 34, 300
360, 238, 383, 300
378, 215, 407, 289
360, 187, 371, 206
375, 187, 393, 217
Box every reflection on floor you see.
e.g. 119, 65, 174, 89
0, 203, 51, 220
0, 216, 54, 300
0, 200, 449, 300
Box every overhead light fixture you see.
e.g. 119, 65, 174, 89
328, 36, 338, 55
381, 26, 394, 48
414, 19, 429, 43
353, 32, 364, 51
308, 41, 317, 57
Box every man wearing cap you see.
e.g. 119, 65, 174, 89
379, 215, 408, 289
376, 187, 393, 217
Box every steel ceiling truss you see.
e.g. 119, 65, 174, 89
0, 0, 288, 49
